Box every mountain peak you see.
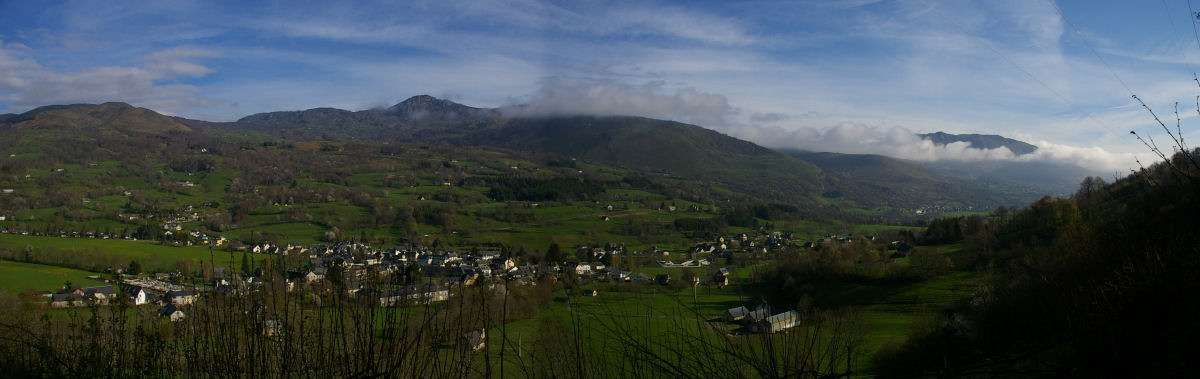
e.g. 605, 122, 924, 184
920, 132, 1037, 155
386, 95, 493, 121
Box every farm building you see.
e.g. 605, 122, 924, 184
750, 310, 802, 333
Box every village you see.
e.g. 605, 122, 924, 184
30, 224, 871, 336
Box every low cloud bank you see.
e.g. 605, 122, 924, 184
509, 78, 1133, 173
504, 77, 732, 127
725, 122, 1132, 173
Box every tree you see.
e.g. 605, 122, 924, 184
606, 252, 621, 270
545, 242, 562, 264
909, 247, 951, 279
241, 251, 250, 274
127, 260, 142, 275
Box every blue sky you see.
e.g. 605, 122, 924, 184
2, 0, 1199, 172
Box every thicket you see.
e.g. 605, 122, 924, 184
0, 270, 868, 378
873, 148, 1200, 377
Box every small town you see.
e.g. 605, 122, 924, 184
33, 225, 872, 339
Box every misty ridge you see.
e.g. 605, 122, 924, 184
429, 78, 1122, 174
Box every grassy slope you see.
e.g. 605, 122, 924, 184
0, 234, 270, 271
480, 116, 822, 203
0, 260, 107, 293
814, 271, 978, 373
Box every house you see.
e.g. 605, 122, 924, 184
750, 310, 802, 333
165, 289, 199, 305
120, 284, 151, 305
263, 320, 282, 337
49, 293, 86, 308
712, 273, 729, 288
372, 284, 450, 306
631, 273, 652, 283
654, 274, 671, 285
304, 269, 325, 283
582, 289, 599, 297
158, 304, 186, 322
610, 270, 631, 282
464, 329, 487, 352
566, 262, 591, 276
62, 285, 117, 305
723, 306, 750, 322
744, 308, 772, 324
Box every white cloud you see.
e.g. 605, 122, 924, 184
722, 121, 1134, 172
507, 77, 732, 127
0, 41, 218, 113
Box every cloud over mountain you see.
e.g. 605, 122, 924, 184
506, 77, 733, 128
725, 121, 1131, 173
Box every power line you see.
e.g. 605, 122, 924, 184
1164, 0, 1182, 37
1159, 0, 1199, 82
1189, 0, 1200, 53
1046, 0, 1136, 98
915, 0, 1121, 137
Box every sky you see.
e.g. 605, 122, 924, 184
2, 0, 1199, 174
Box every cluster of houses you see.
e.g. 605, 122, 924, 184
914, 204, 978, 215
722, 303, 803, 334
0, 226, 136, 240
47, 283, 199, 322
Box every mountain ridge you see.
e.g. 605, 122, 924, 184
0, 102, 192, 134
5, 97, 826, 204
919, 131, 1037, 155
2, 96, 1089, 209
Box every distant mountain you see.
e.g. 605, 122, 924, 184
918, 159, 1095, 197
787, 149, 1092, 210
3, 97, 1089, 209
227, 95, 499, 142
0, 102, 192, 134
199, 95, 824, 203
384, 95, 498, 120
787, 150, 978, 209
466, 116, 823, 202
920, 131, 1037, 155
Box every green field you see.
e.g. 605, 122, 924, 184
0, 234, 272, 272
815, 271, 979, 371
0, 260, 107, 293
477, 267, 979, 375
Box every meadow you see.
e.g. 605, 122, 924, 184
0, 260, 107, 293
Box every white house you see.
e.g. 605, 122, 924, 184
121, 284, 151, 305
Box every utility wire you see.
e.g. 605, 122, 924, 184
1164, 0, 1183, 37
915, 0, 1121, 136
1189, 0, 1200, 53
1046, 0, 1136, 97
1160, 0, 1200, 85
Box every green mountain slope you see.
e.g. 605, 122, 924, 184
466, 116, 823, 203
1, 102, 192, 135
787, 149, 1084, 210
210, 96, 824, 204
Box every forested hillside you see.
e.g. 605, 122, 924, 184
873, 148, 1200, 377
